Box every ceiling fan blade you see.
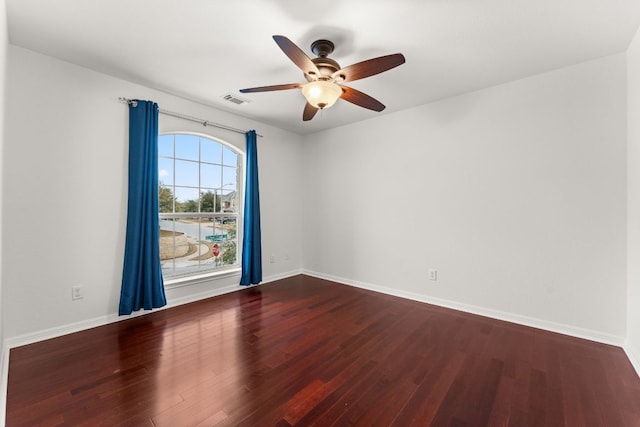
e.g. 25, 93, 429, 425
273, 35, 321, 79
239, 83, 301, 93
332, 53, 405, 83
303, 102, 319, 121
340, 86, 386, 112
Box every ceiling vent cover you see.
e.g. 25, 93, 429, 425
223, 93, 251, 105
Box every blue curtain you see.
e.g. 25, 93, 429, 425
119, 100, 167, 315
240, 130, 263, 285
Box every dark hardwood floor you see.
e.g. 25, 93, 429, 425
6, 275, 640, 426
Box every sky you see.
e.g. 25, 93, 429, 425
158, 134, 239, 206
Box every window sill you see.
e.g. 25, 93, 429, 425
164, 267, 242, 290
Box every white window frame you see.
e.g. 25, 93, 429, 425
158, 132, 243, 286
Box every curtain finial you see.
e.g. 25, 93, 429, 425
118, 97, 138, 107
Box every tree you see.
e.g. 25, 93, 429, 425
158, 184, 175, 213
180, 199, 198, 213
222, 240, 236, 265
200, 191, 221, 213
222, 226, 237, 265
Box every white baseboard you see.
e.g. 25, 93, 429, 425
624, 343, 640, 378
261, 268, 304, 285
302, 270, 626, 347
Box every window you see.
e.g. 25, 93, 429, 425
158, 133, 241, 279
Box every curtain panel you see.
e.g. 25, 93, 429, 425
119, 100, 167, 315
240, 130, 263, 285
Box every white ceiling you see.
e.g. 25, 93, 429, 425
6, 0, 640, 135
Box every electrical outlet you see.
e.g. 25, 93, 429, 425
71, 286, 84, 300
284, 253, 290, 261
270, 254, 276, 263
429, 269, 438, 281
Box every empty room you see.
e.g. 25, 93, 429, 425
1, 0, 640, 425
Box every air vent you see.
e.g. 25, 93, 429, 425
222, 93, 251, 105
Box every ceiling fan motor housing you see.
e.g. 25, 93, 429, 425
310, 57, 340, 79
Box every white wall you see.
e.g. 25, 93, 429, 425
2, 45, 303, 341
0, 0, 7, 423
303, 54, 627, 343
627, 27, 640, 373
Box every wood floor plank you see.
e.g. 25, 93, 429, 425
6, 275, 640, 426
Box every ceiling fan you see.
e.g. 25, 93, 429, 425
239, 35, 406, 121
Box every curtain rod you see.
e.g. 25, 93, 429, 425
118, 97, 263, 138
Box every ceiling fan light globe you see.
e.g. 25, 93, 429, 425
301, 81, 342, 109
